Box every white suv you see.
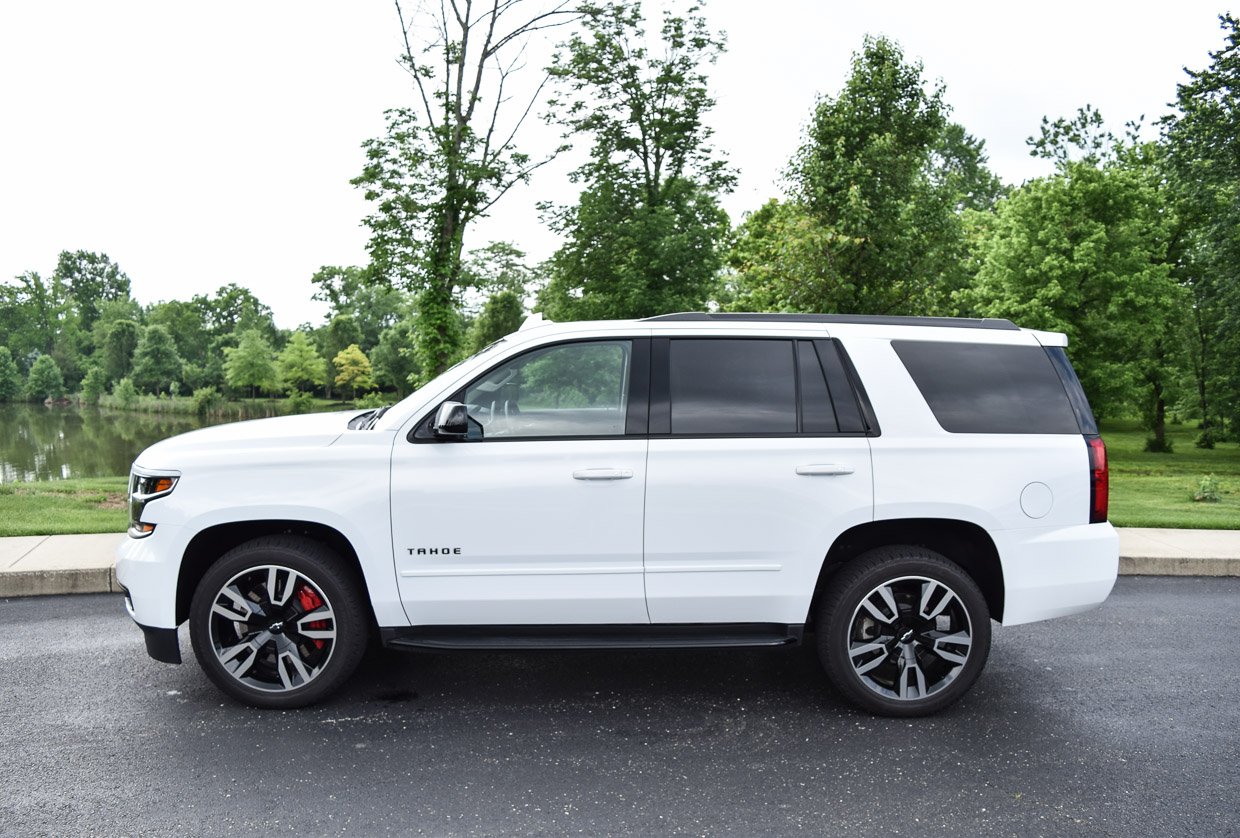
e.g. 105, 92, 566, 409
117, 313, 1118, 716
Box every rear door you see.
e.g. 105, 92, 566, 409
642, 337, 875, 625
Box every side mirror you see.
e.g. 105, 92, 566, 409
432, 401, 470, 439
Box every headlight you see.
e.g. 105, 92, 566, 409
128, 470, 179, 538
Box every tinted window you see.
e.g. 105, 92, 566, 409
797, 341, 837, 433
892, 340, 1081, 434
464, 340, 631, 438
815, 340, 867, 433
669, 340, 796, 434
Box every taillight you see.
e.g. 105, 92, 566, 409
1086, 435, 1108, 523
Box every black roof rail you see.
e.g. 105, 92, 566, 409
642, 312, 1020, 331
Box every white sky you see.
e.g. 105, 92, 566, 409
0, 1, 1229, 328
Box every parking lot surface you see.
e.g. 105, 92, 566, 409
1, 577, 1237, 836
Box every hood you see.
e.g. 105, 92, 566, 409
133, 410, 362, 471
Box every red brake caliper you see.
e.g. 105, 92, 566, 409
297, 585, 327, 650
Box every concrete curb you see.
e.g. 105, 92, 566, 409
1, 529, 1238, 599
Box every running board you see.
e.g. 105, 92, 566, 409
380, 623, 804, 651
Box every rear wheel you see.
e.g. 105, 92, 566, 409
189, 536, 368, 708
817, 546, 991, 717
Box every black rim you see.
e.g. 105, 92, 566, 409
207, 565, 337, 693
846, 575, 973, 701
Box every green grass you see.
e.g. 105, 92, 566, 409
0, 419, 1236, 537
1104, 419, 1240, 529
0, 477, 129, 537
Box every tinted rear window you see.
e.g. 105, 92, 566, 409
669, 339, 796, 434
892, 341, 1081, 434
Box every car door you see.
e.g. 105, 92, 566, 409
643, 337, 875, 625
390, 337, 651, 626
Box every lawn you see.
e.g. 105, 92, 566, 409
0, 477, 129, 537
0, 420, 1236, 536
1103, 419, 1240, 529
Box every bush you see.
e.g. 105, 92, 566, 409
1195, 430, 1216, 449
1143, 435, 1173, 453
191, 386, 222, 417
79, 367, 108, 406
1192, 475, 1223, 503
354, 391, 388, 409
284, 389, 316, 415
112, 377, 138, 409
26, 354, 66, 401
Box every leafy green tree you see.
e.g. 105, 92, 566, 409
26, 354, 66, 401
277, 331, 326, 393
0, 347, 22, 402
729, 36, 1000, 316
193, 284, 277, 343
53, 250, 131, 338
224, 329, 277, 397
539, 2, 734, 320
352, 1, 578, 381
961, 121, 1184, 424
309, 266, 406, 351
99, 318, 141, 384
131, 325, 184, 394
111, 376, 138, 409
79, 366, 108, 405
146, 299, 210, 370
468, 290, 525, 353
0, 271, 65, 360
320, 314, 364, 399
371, 319, 420, 397
1163, 14, 1240, 437
333, 344, 375, 400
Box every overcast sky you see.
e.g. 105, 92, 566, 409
0, 1, 1229, 328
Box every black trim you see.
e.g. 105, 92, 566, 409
832, 339, 881, 436
625, 337, 651, 435
139, 624, 182, 665
645, 312, 1019, 331
649, 338, 671, 435
380, 623, 804, 651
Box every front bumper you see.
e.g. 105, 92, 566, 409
115, 523, 186, 634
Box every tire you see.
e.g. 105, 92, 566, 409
189, 535, 368, 709
816, 546, 991, 717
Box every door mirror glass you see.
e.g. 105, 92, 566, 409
433, 401, 470, 438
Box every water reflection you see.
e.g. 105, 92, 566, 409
0, 404, 223, 482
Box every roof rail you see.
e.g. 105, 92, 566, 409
642, 312, 1019, 331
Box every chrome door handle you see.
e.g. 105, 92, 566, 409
572, 468, 634, 480
796, 464, 855, 476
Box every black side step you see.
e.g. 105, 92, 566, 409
380, 623, 804, 651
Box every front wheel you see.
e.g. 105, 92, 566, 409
817, 547, 991, 717
189, 536, 368, 708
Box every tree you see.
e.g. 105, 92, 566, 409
146, 299, 210, 370
193, 284, 277, 342
99, 318, 141, 384
320, 314, 364, 399
371, 319, 420, 397
309, 265, 406, 351
0, 347, 22, 402
538, 2, 734, 320
352, 0, 579, 381
26, 354, 65, 402
961, 124, 1183, 424
224, 329, 277, 397
79, 366, 108, 405
1163, 14, 1240, 438
728, 36, 1000, 316
131, 324, 184, 394
277, 331, 326, 393
53, 250, 131, 338
333, 344, 375, 400
468, 290, 525, 352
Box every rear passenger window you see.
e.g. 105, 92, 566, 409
669, 340, 796, 434
892, 341, 1081, 434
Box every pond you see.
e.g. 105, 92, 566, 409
0, 404, 223, 483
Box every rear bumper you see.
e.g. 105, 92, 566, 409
996, 522, 1119, 626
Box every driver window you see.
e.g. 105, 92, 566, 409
463, 340, 632, 439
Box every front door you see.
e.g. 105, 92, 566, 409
390, 338, 650, 626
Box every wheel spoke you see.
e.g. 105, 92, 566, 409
930, 631, 972, 665
918, 581, 956, 620
277, 649, 315, 690
217, 632, 269, 678
295, 607, 336, 641
212, 585, 257, 622
860, 585, 899, 624
849, 640, 890, 675
897, 645, 928, 700
266, 567, 300, 607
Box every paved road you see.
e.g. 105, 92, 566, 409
1, 579, 1237, 837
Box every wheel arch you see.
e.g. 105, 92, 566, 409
808, 518, 1005, 625
176, 520, 374, 627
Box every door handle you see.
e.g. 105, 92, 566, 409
572, 468, 634, 480
796, 464, 855, 476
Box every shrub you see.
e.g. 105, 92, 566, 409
1192, 475, 1222, 503
191, 386, 222, 417
354, 391, 388, 409
284, 389, 316, 415
112, 377, 138, 409
79, 367, 108, 406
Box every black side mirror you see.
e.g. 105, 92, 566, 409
432, 401, 470, 439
